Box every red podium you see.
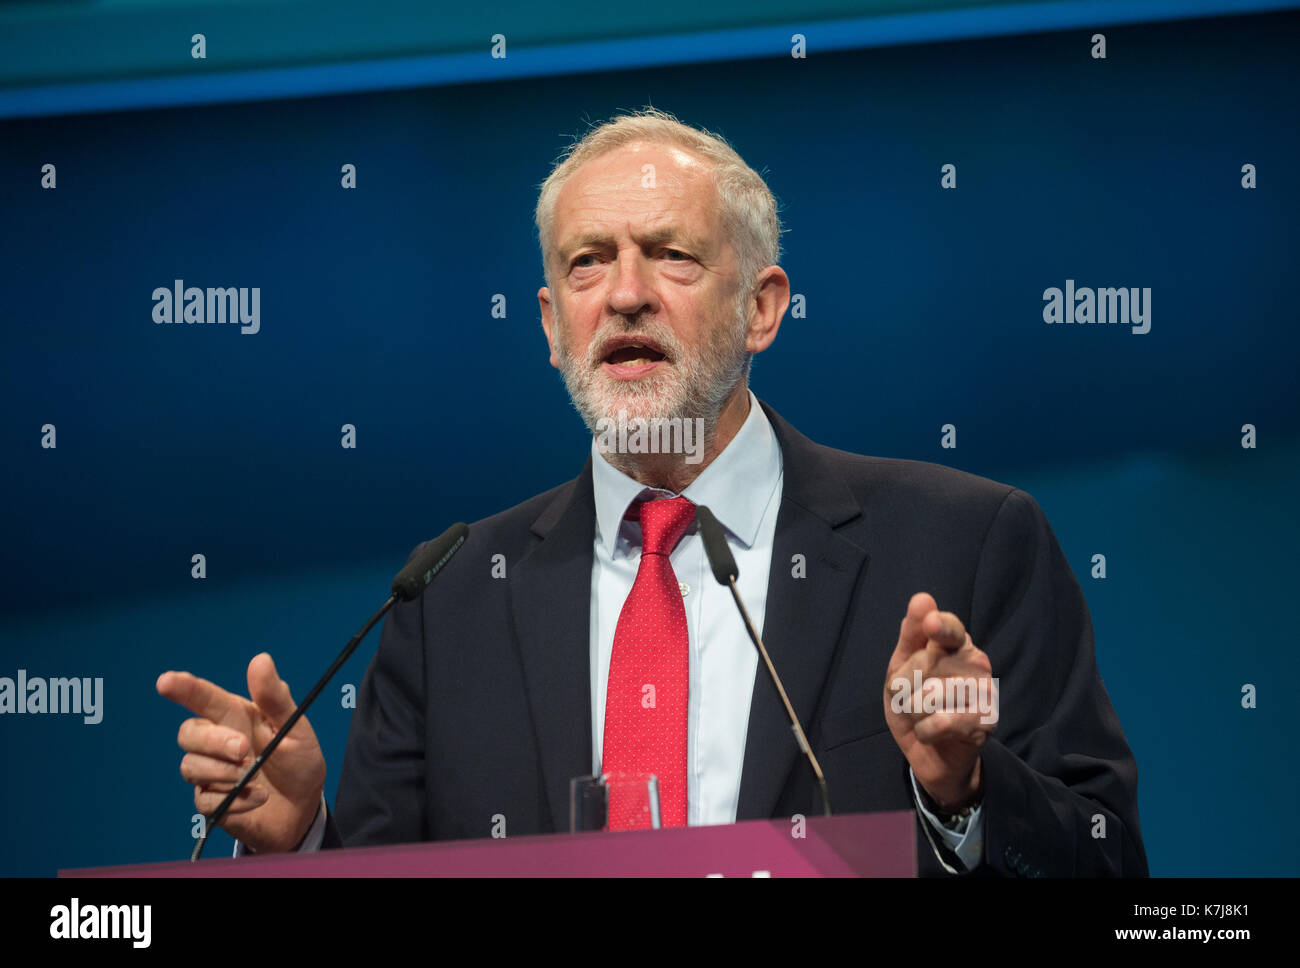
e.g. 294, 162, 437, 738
61, 812, 916, 877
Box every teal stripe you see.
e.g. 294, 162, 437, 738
0, 0, 1295, 119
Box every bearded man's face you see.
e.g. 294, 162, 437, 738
539, 141, 752, 440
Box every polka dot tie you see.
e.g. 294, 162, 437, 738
602, 496, 695, 830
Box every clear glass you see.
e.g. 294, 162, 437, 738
569, 772, 661, 832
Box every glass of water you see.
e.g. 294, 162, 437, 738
569, 773, 661, 832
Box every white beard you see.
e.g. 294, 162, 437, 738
553, 297, 751, 443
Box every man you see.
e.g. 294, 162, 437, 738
157, 108, 1147, 876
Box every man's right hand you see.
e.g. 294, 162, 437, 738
156, 652, 326, 854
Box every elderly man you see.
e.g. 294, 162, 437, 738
158, 108, 1147, 876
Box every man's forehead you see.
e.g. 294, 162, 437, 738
554, 143, 721, 253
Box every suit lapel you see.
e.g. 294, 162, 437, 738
507, 461, 597, 833
736, 403, 870, 820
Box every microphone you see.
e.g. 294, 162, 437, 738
695, 505, 831, 817
191, 523, 470, 861
391, 523, 470, 601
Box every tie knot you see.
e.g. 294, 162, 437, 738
634, 496, 696, 556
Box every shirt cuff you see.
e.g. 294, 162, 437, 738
909, 768, 984, 873
232, 793, 328, 857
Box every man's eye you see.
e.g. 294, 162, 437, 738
662, 249, 690, 261
572, 254, 599, 269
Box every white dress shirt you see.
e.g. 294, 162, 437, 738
588, 388, 779, 826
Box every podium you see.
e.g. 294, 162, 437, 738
61, 811, 916, 877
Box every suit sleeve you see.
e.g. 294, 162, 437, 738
324, 557, 430, 848
967, 488, 1148, 876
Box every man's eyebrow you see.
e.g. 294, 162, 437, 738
558, 226, 711, 261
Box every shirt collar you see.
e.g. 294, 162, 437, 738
591, 389, 783, 558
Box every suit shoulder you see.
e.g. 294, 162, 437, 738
816, 444, 1019, 513
807, 443, 1047, 571
764, 400, 1018, 514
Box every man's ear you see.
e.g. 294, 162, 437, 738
538, 286, 560, 369
745, 265, 790, 355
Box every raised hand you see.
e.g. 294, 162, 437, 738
157, 652, 326, 854
883, 592, 997, 811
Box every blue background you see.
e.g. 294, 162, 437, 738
1, 5, 1297, 875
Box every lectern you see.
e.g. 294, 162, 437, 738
61, 811, 916, 877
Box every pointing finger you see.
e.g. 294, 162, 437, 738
158, 670, 243, 725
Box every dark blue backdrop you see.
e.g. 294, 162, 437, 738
1, 9, 1297, 875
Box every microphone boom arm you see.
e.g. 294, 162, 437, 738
725, 577, 832, 818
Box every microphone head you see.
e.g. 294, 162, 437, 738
391, 522, 469, 602
694, 505, 738, 585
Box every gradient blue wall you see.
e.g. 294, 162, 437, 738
1, 9, 1297, 875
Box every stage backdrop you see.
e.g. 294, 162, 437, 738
1, 5, 1297, 876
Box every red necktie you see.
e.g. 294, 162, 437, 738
602, 496, 695, 830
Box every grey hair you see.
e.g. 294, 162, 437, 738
534, 107, 783, 299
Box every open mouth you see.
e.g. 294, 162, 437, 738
605, 344, 666, 366
601, 339, 668, 369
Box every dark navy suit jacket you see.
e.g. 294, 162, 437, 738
322, 400, 1148, 876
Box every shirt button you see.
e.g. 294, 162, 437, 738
679, 581, 690, 597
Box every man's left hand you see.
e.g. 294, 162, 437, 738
883, 592, 997, 812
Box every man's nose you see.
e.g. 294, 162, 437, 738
606, 251, 660, 318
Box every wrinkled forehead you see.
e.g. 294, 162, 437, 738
552, 143, 725, 253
